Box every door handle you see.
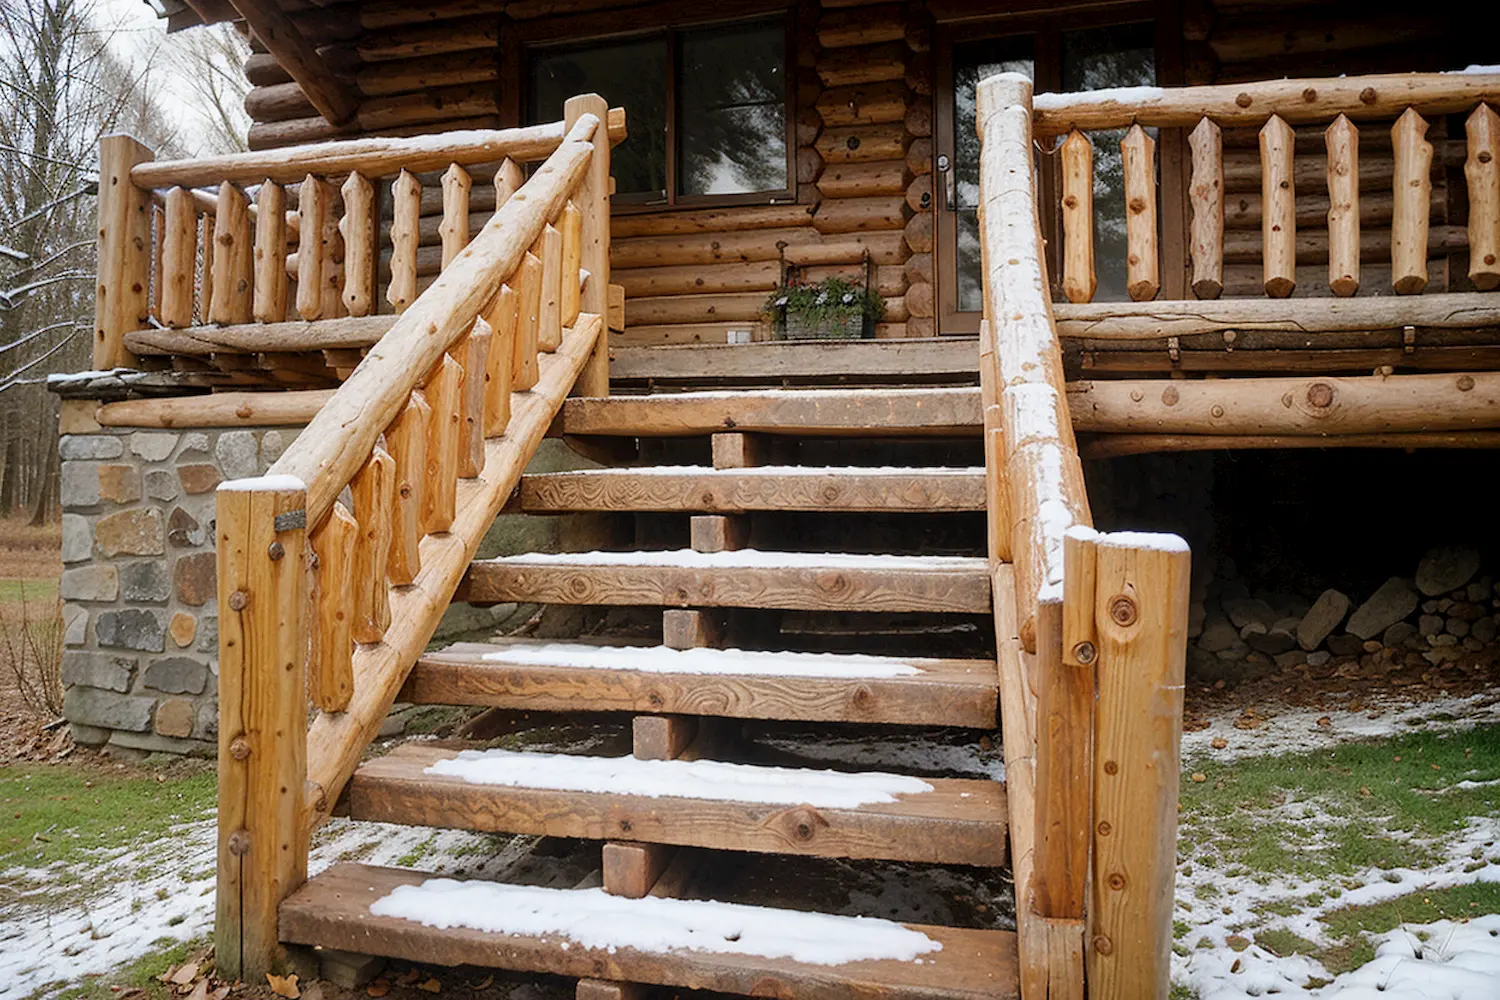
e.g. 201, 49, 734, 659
937, 154, 955, 211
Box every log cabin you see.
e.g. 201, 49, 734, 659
51, 0, 1498, 997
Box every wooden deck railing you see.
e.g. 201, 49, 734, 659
977, 74, 1192, 1000
199, 94, 616, 981
1034, 71, 1500, 305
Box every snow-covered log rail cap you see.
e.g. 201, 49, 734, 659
216, 474, 307, 493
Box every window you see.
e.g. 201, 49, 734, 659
527, 16, 790, 207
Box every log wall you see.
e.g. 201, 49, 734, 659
220, 0, 1484, 342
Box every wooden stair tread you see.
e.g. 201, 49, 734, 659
347, 743, 1008, 866
281, 863, 1021, 1000
460, 550, 992, 613
521, 465, 987, 512
401, 639, 999, 728
561, 386, 983, 437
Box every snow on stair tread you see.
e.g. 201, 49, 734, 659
281, 863, 1020, 1000
520, 465, 988, 512
459, 549, 993, 613
403, 641, 999, 727
347, 744, 1007, 866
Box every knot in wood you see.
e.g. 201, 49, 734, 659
267, 541, 285, 561
786, 807, 828, 843
648, 691, 665, 708
1063, 195, 1077, 209
1129, 389, 1144, 403
1458, 375, 1476, 391
1072, 641, 1096, 665
1301, 88, 1317, 103
1481, 151, 1494, 164
1305, 382, 1335, 408
845, 136, 861, 151
1360, 87, 1377, 104
1107, 872, 1127, 891
1211, 405, 1225, 419
1109, 594, 1137, 626
1093, 934, 1114, 955
229, 737, 252, 760
619, 819, 633, 833
1161, 386, 1180, 407
1103, 759, 1119, 775
1234, 92, 1252, 108
1128, 196, 1146, 214
228, 590, 250, 612
1097, 820, 1113, 836
228, 830, 251, 856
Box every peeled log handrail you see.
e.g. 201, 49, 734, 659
1031, 71, 1500, 135
1051, 293, 1500, 339
133, 109, 625, 189
269, 113, 598, 529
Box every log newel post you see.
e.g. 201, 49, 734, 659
566, 93, 612, 398
1086, 532, 1191, 1000
216, 481, 310, 982
95, 134, 154, 369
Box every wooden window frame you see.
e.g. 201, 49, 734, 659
933, 1, 1185, 334
505, 3, 797, 215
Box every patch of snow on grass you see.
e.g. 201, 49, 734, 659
370, 879, 943, 966
480, 642, 928, 678
1183, 691, 1500, 764
428, 750, 934, 808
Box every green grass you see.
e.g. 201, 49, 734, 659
28, 937, 204, 1000
1320, 882, 1500, 941
0, 577, 58, 602
1179, 723, 1500, 881
1254, 927, 1319, 957
0, 763, 215, 870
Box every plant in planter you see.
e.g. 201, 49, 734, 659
763, 275, 885, 341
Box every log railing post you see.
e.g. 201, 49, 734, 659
1087, 531, 1190, 1000
216, 478, 310, 982
95, 134, 154, 369
1120, 125, 1159, 302
1466, 104, 1500, 290
1391, 107, 1433, 295
567, 93, 612, 397
1059, 130, 1096, 304
1187, 118, 1223, 299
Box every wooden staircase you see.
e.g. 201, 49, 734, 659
283, 388, 1023, 998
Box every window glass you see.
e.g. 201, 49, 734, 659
529, 38, 668, 198
1061, 25, 1156, 301
678, 21, 787, 196
952, 37, 1035, 313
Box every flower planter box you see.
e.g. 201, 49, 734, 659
777, 313, 871, 341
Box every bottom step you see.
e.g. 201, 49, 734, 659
282, 863, 1020, 1000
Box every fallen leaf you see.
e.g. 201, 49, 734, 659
1360, 786, 1372, 797
266, 973, 301, 999
418, 977, 442, 993
1231, 958, 1243, 974
397, 969, 423, 986
169, 962, 199, 986
185, 981, 210, 1000
1190, 772, 1207, 783
366, 981, 391, 998
1316, 716, 1331, 728
1211, 737, 1228, 750
210, 988, 230, 1000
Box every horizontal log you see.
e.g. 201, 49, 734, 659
1067, 371, 1500, 435
611, 204, 814, 238
1052, 293, 1500, 340
817, 81, 910, 127
812, 194, 910, 234
798, 263, 907, 297
95, 389, 334, 428
817, 42, 908, 88
817, 160, 912, 199
356, 85, 500, 131
1222, 187, 1442, 230
610, 323, 756, 347
816, 123, 910, 164
136, 109, 625, 188
1073, 344, 1500, 376
609, 337, 981, 384
817, 3, 905, 48
1079, 430, 1500, 458
245, 81, 317, 123
610, 228, 908, 269
125, 316, 393, 355
1221, 224, 1466, 265
356, 16, 500, 63
1032, 72, 1500, 135
614, 261, 780, 298
355, 49, 500, 97
624, 292, 766, 327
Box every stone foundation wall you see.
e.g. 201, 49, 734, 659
59, 425, 301, 755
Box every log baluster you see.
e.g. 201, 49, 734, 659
538, 223, 564, 352
318, 185, 345, 319
1187, 118, 1223, 299
210, 182, 254, 325
421, 355, 463, 534
309, 502, 357, 712
1259, 114, 1296, 298
1059, 130, 1096, 304
341, 172, 376, 317
152, 204, 165, 321
567, 93, 612, 397
1325, 115, 1361, 297
1120, 125, 1158, 302
94, 135, 152, 368
560, 201, 584, 327
1392, 107, 1433, 295
456, 319, 492, 477
1468, 104, 1500, 291
253, 181, 288, 322
385, 390, 430, 586
296, 175, 332, 320
350, 446, 395, 644
160, 187, 196, 328
440, 164, 472, 270
200, 213, 216, 324
511, 251, 543, 391
388, 169, 422, 312
494, 157, 524, 214
482, 284, 518, 436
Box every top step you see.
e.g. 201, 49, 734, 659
562, 386, 983, 437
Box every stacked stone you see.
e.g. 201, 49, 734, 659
1187, 545, 1500, 683
59, 424, 300, 755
